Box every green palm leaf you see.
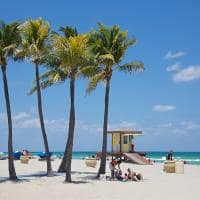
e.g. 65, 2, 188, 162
86, 71, 105, 94
118, 61, 144, 73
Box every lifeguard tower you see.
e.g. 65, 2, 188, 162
107, 130, 151, 165
108, 130, 142, 153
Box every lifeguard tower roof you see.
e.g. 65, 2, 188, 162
107, 130, 142, 136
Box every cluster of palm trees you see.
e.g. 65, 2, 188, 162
0, 18, 144, 182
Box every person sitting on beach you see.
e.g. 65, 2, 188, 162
115, 169, 125, 181
22, 149, 29, 156
127, 168, 143, 181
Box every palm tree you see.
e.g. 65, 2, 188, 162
87, 23, 144, 177
0, 21, 21, 180
31, 27, 92, 182
18, 18, 52, 176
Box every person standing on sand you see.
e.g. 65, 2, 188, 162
109, 159, 117, 178
167, 150, 173, 160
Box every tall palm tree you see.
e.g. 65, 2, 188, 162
18, 18, 52, 176
0, 21, 21, 180
87, 23, 144, 177
31, 27, 92, 182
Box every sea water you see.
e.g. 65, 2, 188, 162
37, 151, 200, 165
1, 151, 200, 165
146, 152, 200, 165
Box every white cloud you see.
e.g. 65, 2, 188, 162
180, 121, 200, 131
108, 121, 138, 131
13, 112, 29, 121
76, 120, 101, 134
164, 51, 186, 60
153, 105, 176, 112
166, 62, 181, 72
143, 120, 200, 136
173, 65, 200, 82
19, 118, 40, 129
119, 121, 137, 128
0, 111, 102, 134
158, 123, 173, 128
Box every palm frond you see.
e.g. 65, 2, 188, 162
78, 65, 100, 78
28, 79, 56, 95
29, 68, 68, 95
0, 21, 21, 64
86, 71, 105, 94
118, 61, 144, 73
98, 54, 115, 65
89, 22, 138, 68
19, 18, 50, 62
59, 26, 78, 38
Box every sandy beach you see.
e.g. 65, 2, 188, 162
0, 159, 199, 200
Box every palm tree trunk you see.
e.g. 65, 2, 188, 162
58, 79, 75, 175
35, 63, 52, 177
1, 66, 17, 181
57, 147, 68, 173
64, 78, 75, 182
97, 77, 110, 178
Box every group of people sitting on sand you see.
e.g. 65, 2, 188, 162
109, 158, 143, 182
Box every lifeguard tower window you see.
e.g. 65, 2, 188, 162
129, 135, 133, 140
124, 136, 128, 144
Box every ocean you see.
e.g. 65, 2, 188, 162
35, 151, 200, 165
1, 151, 200, 165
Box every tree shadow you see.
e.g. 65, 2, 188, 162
0, 171, 99, 184
63, 180, 89, 184
0, 171, 62, 183
0, 178, 30, 184
71, 171, 97, 175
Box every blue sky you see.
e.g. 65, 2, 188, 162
0, 0, 200, 152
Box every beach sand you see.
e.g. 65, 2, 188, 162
0, 159, 199, 200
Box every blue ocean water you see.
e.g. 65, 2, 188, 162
146, 152, 200, 165
1, 151, 200, 165
36, 151, 200, 165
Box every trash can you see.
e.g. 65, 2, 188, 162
175, 161, 184, 174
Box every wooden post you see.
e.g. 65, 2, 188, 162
120, 133, 122, 153
111, 133, 113, 153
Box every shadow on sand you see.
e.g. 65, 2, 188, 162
0, 170, 97, 184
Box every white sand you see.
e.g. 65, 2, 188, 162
0, 159, 200, 200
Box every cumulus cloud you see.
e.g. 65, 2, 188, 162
158, 123, 173, 128
166, 62, 181, 72
13, 112, 30, 121
173, 65, 200, 82
108, 121, 138, 131
142, 120, 200, 136
119, 121, 137, 128
153, 105, 176, 112
19, 118, 40, 129
0, 111, 102, 134
164, 51, 186, 60
76, 120, 101, 134
179, 121, 200, 130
